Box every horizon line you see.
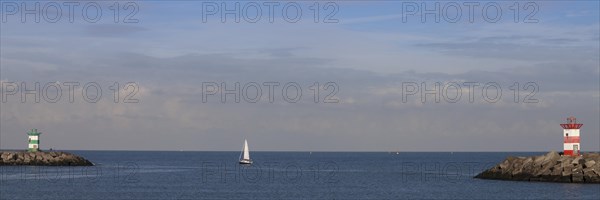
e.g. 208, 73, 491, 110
2, 149, 599, 153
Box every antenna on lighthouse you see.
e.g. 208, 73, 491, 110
567, 116, 576, 124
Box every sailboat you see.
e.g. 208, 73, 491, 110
239, 139, 252, 165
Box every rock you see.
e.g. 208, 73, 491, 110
534, 164, 553, 177
561, 157, 574, 168
541, 166, 562, 182
499, 158, 512, 170
1, 152, 16, 162
572, 157, 584, 166
559, 175, 572, 183
562, 165, 573, 177
42, 154, 53, 161
583, 167, 594, 174
551, 165, 563, 176
572, 166, 584, 183
533, 155, 545, 167
583, 153, 600, 160
584, 160, 596, 168
541, 151, 560, 167
583, 168, 600, 183
0, 151, 93, 166
475, 152, 600, 184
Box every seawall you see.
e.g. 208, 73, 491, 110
0, 151, 93, 166
475, 151, 600, 183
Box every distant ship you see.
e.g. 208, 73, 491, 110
239, 139, 252, 165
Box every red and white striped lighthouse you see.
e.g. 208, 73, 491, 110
560, 116, 582, 156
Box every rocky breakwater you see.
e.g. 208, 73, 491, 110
0, 151, 93, 166
475, 151, 600, 183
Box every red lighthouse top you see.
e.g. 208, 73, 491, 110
560, 116, 583, 129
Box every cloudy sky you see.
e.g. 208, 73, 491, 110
1, 1, 598, 151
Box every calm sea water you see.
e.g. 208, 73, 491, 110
1, 151, 599, 199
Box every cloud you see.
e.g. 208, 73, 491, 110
1, 50, 597, 151
1, 2, 598, 151
83, 24, 148, 37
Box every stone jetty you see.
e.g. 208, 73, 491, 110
0, 151, 93, 166
475, 151, 600, 183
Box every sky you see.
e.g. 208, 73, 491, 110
0, 1, 598, 151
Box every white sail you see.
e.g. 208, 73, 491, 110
242, 139, 250, 160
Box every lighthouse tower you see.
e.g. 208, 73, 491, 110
27, 129, 41, 152
560, 117, 582, 156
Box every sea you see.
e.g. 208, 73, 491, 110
0, 151, 599, 199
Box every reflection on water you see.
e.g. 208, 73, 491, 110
1, 151, 599, 199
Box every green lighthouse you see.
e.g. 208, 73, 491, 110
27, 129, 41, 152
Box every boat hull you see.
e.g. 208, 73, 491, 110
239, 159, 252, 165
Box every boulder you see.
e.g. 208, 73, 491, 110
540, 166, 561, 182
572, 166, 584, 183
584, 160, 596, 168
535, 164, 553, 177
571, 157, 584, 166
591, 164, 600, 177
499, 158, 512, 170
1, 152, 16, 162
533, 155, 545, 168
541, 151, 561, 167
551, 162, 563, 174
561, 157, 574, 168
583, 168, 600, 183
42, 154, 53, 162
562, 165, 573, 177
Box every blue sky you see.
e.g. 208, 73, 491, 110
0, 1, 598, 151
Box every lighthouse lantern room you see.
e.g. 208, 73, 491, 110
27, 128, 41, 152
560, 117, 582, 156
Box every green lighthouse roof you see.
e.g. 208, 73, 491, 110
27, 128, 41, 136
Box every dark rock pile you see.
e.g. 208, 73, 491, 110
475, 151, 600, 183
0, 151, 93, 166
